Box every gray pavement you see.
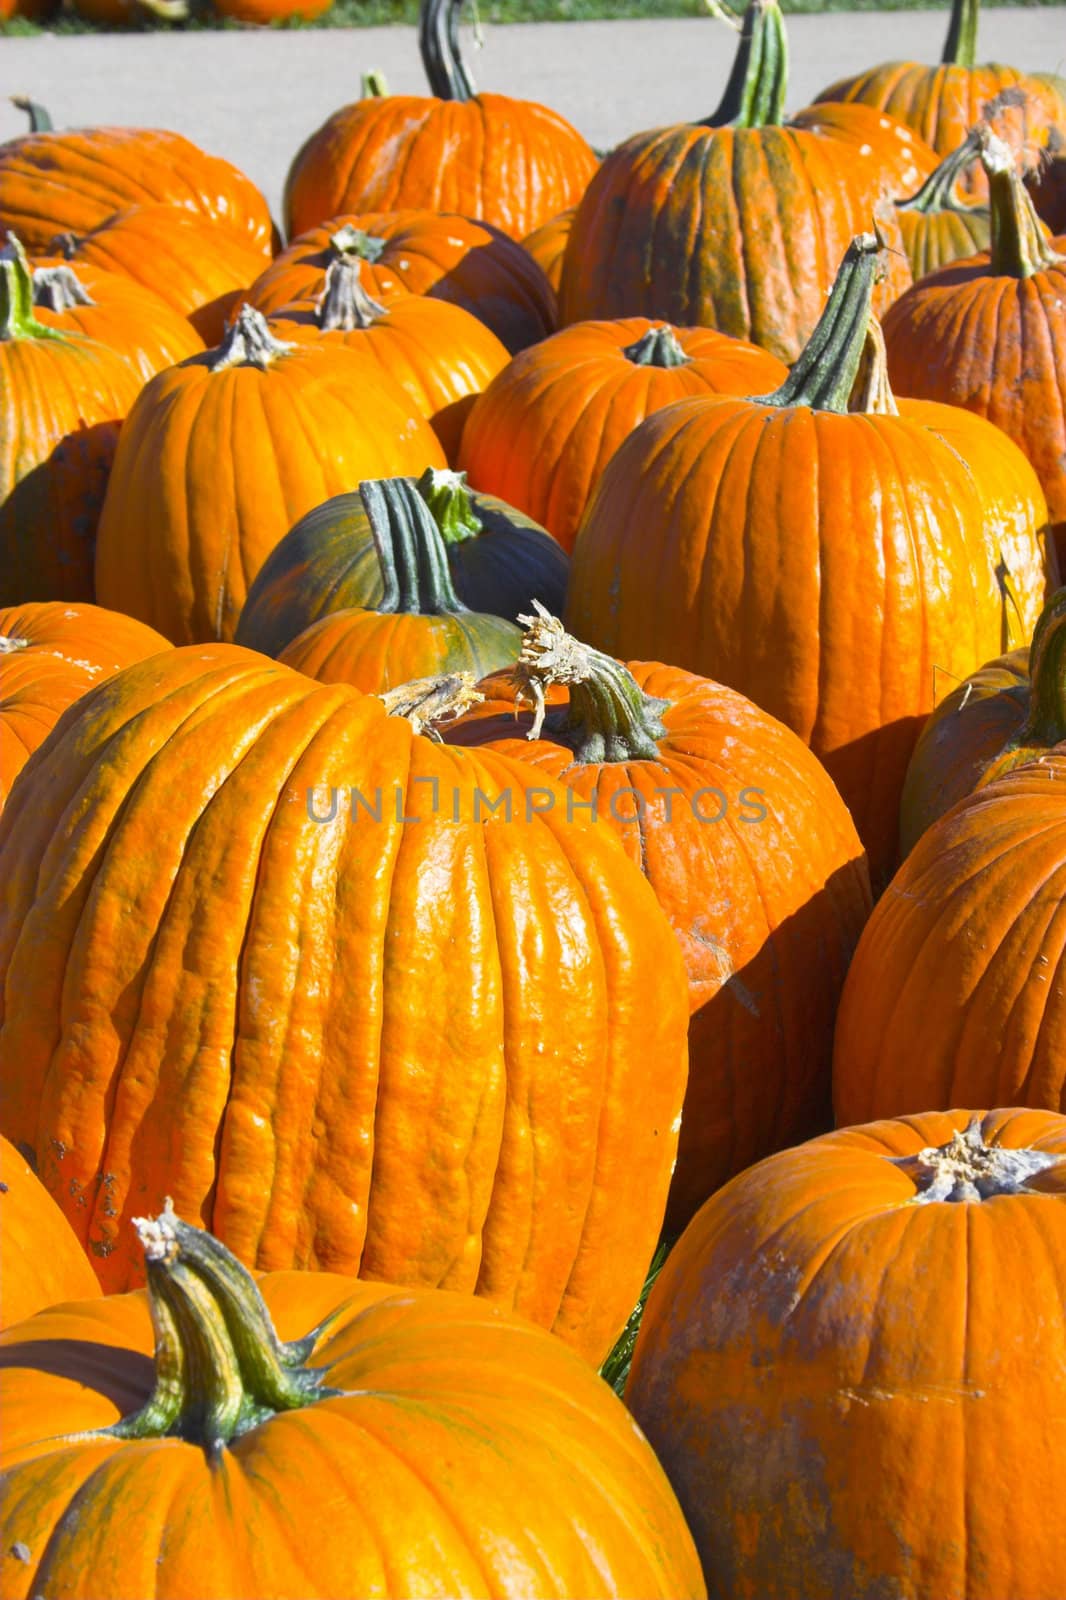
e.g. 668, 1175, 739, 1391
2, 9, 1064, 229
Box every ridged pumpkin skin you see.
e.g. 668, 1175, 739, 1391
0, 601, 170, 808
626, 1107, 1066, 1600
28, 256, 206, 384
0, 1134, 100, 1331
0, 125, 276, 258
284, 92, 598, 244
244, 211, 557, 355
278, 606, 523, 695
235, 473, 568, 655
457, 318, 788, 554
522, 207, 574, 294
894, 128, 993, 280
0, 644, 690, 1364
54, 204, 273, 347
833, 758, 1066, 1127
0, 1224, 705, 1600
93, 309, 447, 645
443, 637, 872, 1230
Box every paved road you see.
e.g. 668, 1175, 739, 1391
2, 9, 1064, 228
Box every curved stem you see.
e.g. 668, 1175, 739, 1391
621, 326, 691, 368
1020, 588, 1066, 746
513, 603, 669, 762
316, 255, 389, 331
941, 0, 978, 69
360, 478, 468, 616
849, 316, 900, 416
889, 1116, 1062, 1203
0, 236, 68, 344
32, 263, 96, 313
896, 126, 984, 217
208, 305, 297, 370
980, 127, 1066, 279
704, 0, 788, 130
420, 0, 477, 101
10, 96, 53, 133
756, 232, 883, 413
417, 467, 482, 545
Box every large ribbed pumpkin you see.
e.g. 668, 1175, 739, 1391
0, 1207, 705, 1599
441, 609, 872, 1230
833, 755, 1066, 1127
557, 0, 934, 362
457, 318, 787, 554
0, 644, 690, 1365
94, 307, 447, 645
565, 235, 1051, 886
0, 1133, 100, 1331
626, 1107, 1066, 1600
27, 255, 206, 383
283, 0, 597, 243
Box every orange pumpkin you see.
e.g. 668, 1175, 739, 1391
0, 237, 143, 606
93, 307, 448, 644
626, 1107, 1066, 1600
894, 125, 993, 278
212, 0, 330, 21
0, 1133, 100, 1331
0, 644, 690, 1365
457, 317, 787, 554
833, 755, 1066, 1126
28, 256, 206, 383
522, 207, 575, 294
441, 608, 872, 1230
245, 213, 557, 355
0, 1205, 705, 1598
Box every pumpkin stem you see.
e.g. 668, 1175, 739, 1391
362, 68, 389, 98
0, 236, 68, 344
0, 635, 30, 653
10, 95, 53, 133
208, 305, 297, 372
316, 254, 389, 332
416, 466, 483, 546
360, 477, 468, 615
621, 325, 692, 368
755, 232, 884, 414
896, 126, 984, 217
512, 602, 669, 762
940, 0, 978, 69
980, 126, 1066, 279
330, 224, 388, 267
1019, 587, 1066, 747
848, 316, 899, 416
889, 1115, 1063, 1203
98, 1202, 339, 1456
31, 263, 96, 313
704, 0, 788, 130
420, 0, 477, 102
378, 670, 484, 737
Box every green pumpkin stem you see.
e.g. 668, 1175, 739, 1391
705, 0, 788, 131
360, 477, 468, 615
420, 0, 477, 102
0, 236, 68, 343
896, 126, 984, 217
416, 467, 483, 545
330, 225, 388, 266
756, 232, 883, 413
980, 127, 1066, 279
362, 68, 389, 98
941, 0, 978, 69
513, 603, 669, 763
208, 305, 297, 371
11, 95, 53, 133
316, 254, 389, 331
101, 1202, 338, 1456
1020, 588, 1066, 747
621, 325, 691, 368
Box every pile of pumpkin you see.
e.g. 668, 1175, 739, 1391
1, 0, 1065, 1594
1, 0, 337, 31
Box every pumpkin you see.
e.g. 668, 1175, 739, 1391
212, 0, 330, 22
275, 480, 524, 693
457, 317, 787, 554
626, 1107, 1066, 1600
0, 122, 275, 258
283, 0, 598, 243
813, 0, 1066, 202
899, 586, 1066, 857
93, 306, 448, 644
244, 213, 557, 356
557, 0, 935, 363
69, 0, 188, 21
28, 256, 206, 383
440, 607, 872, 1231
269, 249, 510, 463
0, 1134, 100, 1331
894, 125, 993, 278
883, 128, 1066, 574
235, 466, 568, 655
522, 207, 575, 295
0, 1205, 705, 1599
0, 237, 143, 606
564, 234, 1051, 886
0, 643, 690, 1363
833, 755, 1066, 1127
51, 203, 273, 347
0, 601, 170, 809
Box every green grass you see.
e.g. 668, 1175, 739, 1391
3, 0, 1062, 37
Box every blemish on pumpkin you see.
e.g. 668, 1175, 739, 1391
10, 1543, 31, 1564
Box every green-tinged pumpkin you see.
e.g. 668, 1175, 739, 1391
0, 643, 690, 1367
0, 1205, 706, 1599
626, 1108, 1066, 1600
275, 479, 524, 693
0, 1133, 100, 1332
236, 467, 568, 656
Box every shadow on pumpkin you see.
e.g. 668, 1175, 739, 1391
0, 419, 121, 606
